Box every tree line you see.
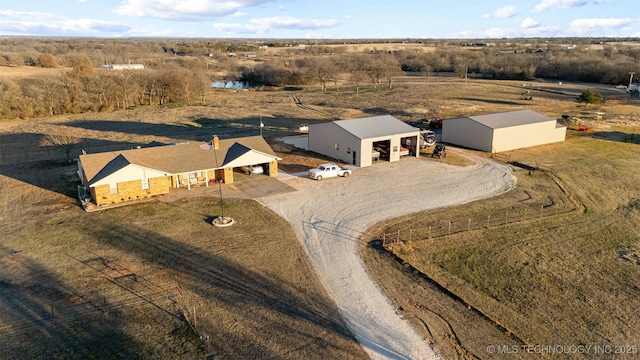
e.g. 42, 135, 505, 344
1, 38, 638, 120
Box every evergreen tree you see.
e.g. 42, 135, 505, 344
576, 89, 603, 108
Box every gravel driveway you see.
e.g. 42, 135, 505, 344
258, 154, 516, 360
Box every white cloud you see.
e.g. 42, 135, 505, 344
113, 0, 274, 20
481, 25, 560, 38
212, 23, 264, 34
452, 30, 474, 38
214, 15, 338, 34
521, 17, 540, 29
484, 5, 518, 18
0, 10, 62, 19
567, 18, 633, 35
0, 19, 130, 36
232, 11, 247, 17
534, 0, 592, 12
63, 19, 131, 33
251, 16, 338, 30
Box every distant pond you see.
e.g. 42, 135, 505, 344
211, 81, 249, 89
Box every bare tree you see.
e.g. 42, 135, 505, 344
349, 70, 367, 95
362, 56, 385, 89
0, 79, 23, 119
69, 54, 94, 76
37, 53, 56, 68
40, 133, 81, 162
116, 70, 137, 109
379, 55, 403, 89
359, 52, 403, 89
344, 54, 369, 94
306, 57, 336, 93
192, 71, 211, 105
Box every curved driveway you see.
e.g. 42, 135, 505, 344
258, 155, 515, 360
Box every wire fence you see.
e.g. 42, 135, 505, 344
379, 162, 582, 248
380, 201, 578, 248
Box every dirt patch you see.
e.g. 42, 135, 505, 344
0, 65, 71, 78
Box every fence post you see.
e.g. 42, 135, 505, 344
540, 206, 543, 219
409, 229, 412, 243
487, 215, 491, 228
429, 226, 432, 240
468, 218, 471, 231
524, 208, 527, 220
505, 211, 508, 225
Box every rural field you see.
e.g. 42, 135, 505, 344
1, 69, 640, 359
360, 116, 640, 357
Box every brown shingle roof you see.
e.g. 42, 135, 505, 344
80, 136, 279, 184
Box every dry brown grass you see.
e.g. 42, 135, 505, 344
0, 160, 367, 359
0, 65, 71, 78
1, 73, 639, 358
361, 134, 640, 359
0, 88, 373, 358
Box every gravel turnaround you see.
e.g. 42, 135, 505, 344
259, 154, 516, 360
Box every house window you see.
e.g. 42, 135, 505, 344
347, 147, 351, 154
335, 144, 339, 150
110, 183, 118, 194
142, 178, 149, 190
195, 171, 202, 177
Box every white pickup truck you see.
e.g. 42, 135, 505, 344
308, 163, 352, 180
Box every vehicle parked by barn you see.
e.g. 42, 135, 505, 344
419, 130, 436, 148
432, 143, 447, 158
308, 163, 352, 180
241, 164, 264, 175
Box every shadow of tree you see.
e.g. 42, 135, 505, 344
456, 97, 524, 106
62, 116, 317, 142
593, 131, 640, 144
77, 208, 366, 359
0, 245, 152, 359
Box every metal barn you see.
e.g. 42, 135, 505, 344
308, 115, 420, 167
441, 110, 566, 153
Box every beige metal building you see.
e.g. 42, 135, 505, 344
442, 110, 566, 153
308, 115, 420, 167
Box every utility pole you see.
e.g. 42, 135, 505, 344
212, 136, 223, 219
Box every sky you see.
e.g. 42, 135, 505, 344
0, 0, 638, 39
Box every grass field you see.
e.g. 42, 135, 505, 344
361, 133, 640, 359
1, 74, 639, 358
0, 159, 366, 358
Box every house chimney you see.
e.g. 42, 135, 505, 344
213, 136, 219, 150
